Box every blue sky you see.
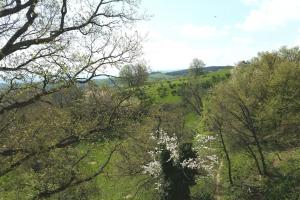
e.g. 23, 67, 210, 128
138, 0, 300, 71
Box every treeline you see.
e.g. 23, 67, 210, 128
201, 47, 300, 200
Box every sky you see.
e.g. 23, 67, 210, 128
137, 0, 300, 71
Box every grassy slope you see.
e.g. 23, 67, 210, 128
90, 67, 300, 200
218, 148, 300, 200
85, 143, 154, 200
0, 68, 235, 199
89, 78, 187, 199
2, 67, 298, 199
89, 69, 232, 199
0, 69, 227, 199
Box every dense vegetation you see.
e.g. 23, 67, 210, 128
0, 1, 300, 199
2, 46, 300, 199
204, 47, 300, 200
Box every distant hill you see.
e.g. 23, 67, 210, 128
0, 66, 233, 88
83, 66, 235, 84
164, 66, 233, 76
148, 72, 174, 80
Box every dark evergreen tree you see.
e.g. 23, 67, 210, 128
159, 143, 198, 200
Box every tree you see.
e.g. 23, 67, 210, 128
159, 143, 198, 200
189, 58, 205, 77
142, 130, 199, 200
0, 0, 142, 114
180, 82, 204, 115
206, 46, 300, 179
0, 82, 148, 198
210, 71, 269, 176
205, 95, 234, 185
119, 63, 150, 87
0, 0, 144, 198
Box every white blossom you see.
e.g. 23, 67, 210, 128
142, 130, 219, 190
180, 158, 199, 169
142, 160, 161, 177
142, 130, 179, 179
194, 134, 219, 175
153, 130, 179, 162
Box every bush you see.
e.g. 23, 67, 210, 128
157, 85, 168, 98
263, 171, 300, 200
171, 90, 177, 96
192, 190, 214, 200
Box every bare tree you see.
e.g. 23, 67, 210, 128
0, 0, 143, 114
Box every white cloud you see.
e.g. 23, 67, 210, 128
179, 24, 229, 39
138, 23, 233, 70
142, 36, 258, 70
240, 0, 300, 31
139, 24, 261, 70
144, 39, 204, 69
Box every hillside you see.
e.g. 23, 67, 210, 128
148, 66, 233, 79
1, 0, 299, 198
164, 66, 233, 76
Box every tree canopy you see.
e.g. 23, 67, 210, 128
0, 0, 144, 198
0, 0, 142, 114
119, 63, 150, 87
189, 58, 205, 77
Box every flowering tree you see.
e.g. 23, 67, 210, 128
194, 134, 218, 174
143, 130, 217, 200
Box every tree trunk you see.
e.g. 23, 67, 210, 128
241, 138, 263, 176
218, 129, 233, 185
247, 145, 263, 176
252, 131, 268, 176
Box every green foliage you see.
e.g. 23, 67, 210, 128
263, 173, 300, 200
192, 191, 214, 200
1, 45, 299, 200
205, 46, 300, 199
0, 84, 152, 199
119, 63, 150, 87
191, 176, 215, 200
157, 83, 169, 98
189, 58, 205, 77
